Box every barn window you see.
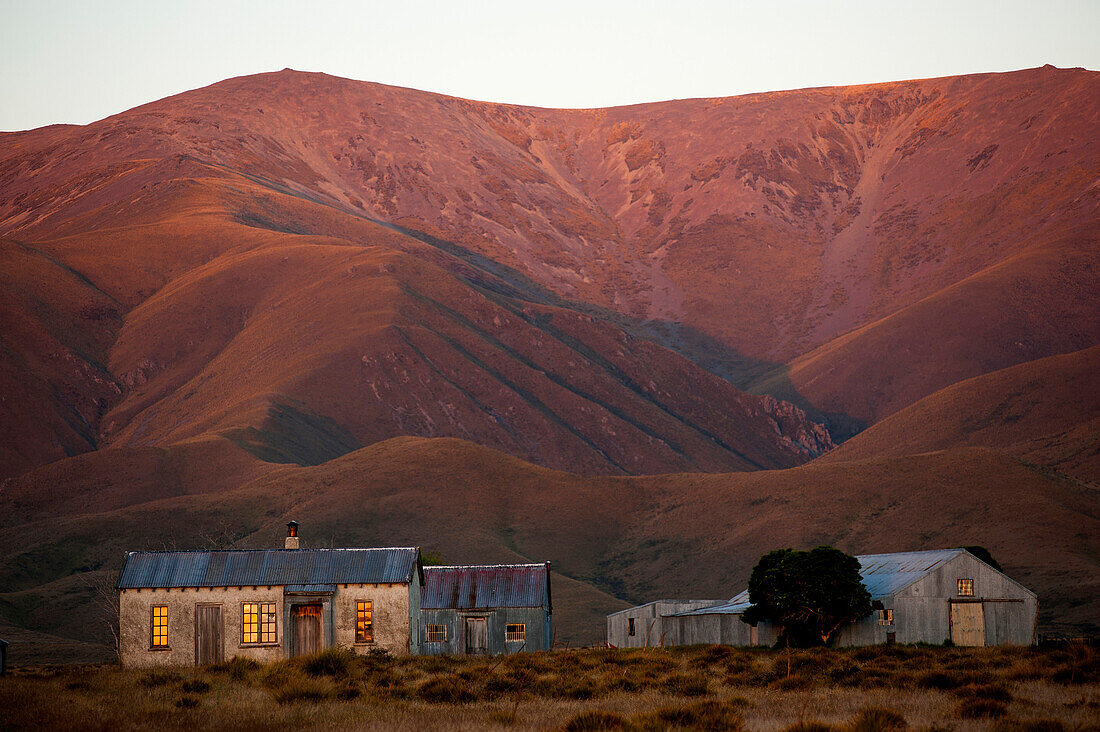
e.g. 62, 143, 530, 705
958, 579, 974, 597
243, 602, 277, 644
426, 624, 448, 642
505, 623, 525, 642
356, 601, 373, 643
878, 609, 894, 626
151, 605, 168, 647
628, 618, 636, 636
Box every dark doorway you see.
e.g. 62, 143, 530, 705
464, 617, 488, 655
195, 605, 224, 666
292, 604, 323, 656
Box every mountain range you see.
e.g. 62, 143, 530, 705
0, 65, 1097, 660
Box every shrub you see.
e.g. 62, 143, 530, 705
647, 700, 744, 731
271, 676, 335, 704
562, 711, 626, 731
957, 683, 1013, 703
301, 646, 358, 679
174, 695, 200, 709
849, 706, 907, 732
209, 656, 260, 680
662, 672, 710, 696
992, 720, 1067, 732
416, 675, 476, 704
139, 669, 182, 687
181, 679, 211, 694
489, 709, 518, 725
957, 698, 1008, 719
782, 723, 839, 732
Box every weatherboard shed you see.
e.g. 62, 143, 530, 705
419, 563, 552, 655
117, 525, 423, 667
617, 549, 1037, 648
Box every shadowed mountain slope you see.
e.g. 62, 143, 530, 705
0, 436, 1095, 663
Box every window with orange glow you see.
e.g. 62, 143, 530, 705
356, 601, 373, 643
958, 578, 974, 596
151, 606, 168, 647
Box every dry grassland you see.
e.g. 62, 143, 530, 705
2, 644, 1097, 731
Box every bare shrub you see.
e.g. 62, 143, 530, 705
957, 697, 1008, 719
849, 705, 907, 732
562, 710, 626, 731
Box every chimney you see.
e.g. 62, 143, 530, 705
285, 521, 299, 550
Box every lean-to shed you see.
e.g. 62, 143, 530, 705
606, 599, 724, 648
419, 563, 552, 655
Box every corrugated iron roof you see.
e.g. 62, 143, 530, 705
421, 564, 550, 609
118, 548, 420, 589
670, 549, 971, 616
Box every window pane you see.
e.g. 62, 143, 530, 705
356, 600, 373, 643
260, 603, 277, 643
242, 602, 259, 644
505, 623, 525, 642
958, 579, 974, 596
427, 624, 448, 642
152, 606, 168, 647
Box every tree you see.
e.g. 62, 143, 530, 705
741, 546, 873, 647
963, 545, 1002, 572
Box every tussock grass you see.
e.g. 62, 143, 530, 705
1, 644, 1097, 730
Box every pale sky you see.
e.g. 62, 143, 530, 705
2, 0, 1097, 131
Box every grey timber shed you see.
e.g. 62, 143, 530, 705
419, 564, 552, 655
615, 549, 1038, 648
606, 599, 724, 648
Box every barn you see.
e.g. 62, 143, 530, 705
606, 600, 724, 648
117, 524, 423, 667
419, 563, 552, 655
609, 549, 1038, 648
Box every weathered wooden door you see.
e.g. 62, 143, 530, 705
950, 602, 986, 646
293, 604, 323, 656
464, 617, 488, 655
195, 605, 224, 665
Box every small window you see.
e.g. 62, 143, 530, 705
505, 623, 525, 642
243, 602, 259, 643
151, 605, 168, 647
426, 624, 448, 642
628, 617, 635, 636
356, 601, 373, 643
958, 578, 974, 597
878, 609, 894, 626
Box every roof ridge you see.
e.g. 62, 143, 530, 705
126, 546, 419, 555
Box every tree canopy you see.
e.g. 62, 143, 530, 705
741, 546, 873, 647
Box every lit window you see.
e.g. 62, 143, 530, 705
356, 601, 373, 643
260, 603, 277, 643
958, 579, 974, 597
426, 624, 448, 642
505, 623, 525, 642
243, 603, 259, 643
628, 618, 635, 636
244, 602, 277, 644
151, 606, 168, 647
878, 609, 894, 626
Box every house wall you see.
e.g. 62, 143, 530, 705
120, 582, 414, 668
419, 606, 551, 656
607, 601, 721, 648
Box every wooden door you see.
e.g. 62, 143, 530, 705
195, 605, 224, 666
464, 617, 488, 655
950, 602, 985, 646
293, 604, 323, 657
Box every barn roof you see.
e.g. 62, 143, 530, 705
421, 563, 550, 610
118, 548, 421, 589
671, 549, 975, 616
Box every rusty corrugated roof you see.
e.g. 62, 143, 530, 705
118, 548, 420, 588
421, 563, 550, 609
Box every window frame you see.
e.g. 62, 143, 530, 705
878, 608, 894, 626
355, 600, 374, 644
504, 623, 525, 643
627, 617, 636, 636
957, 578, 975, 597
426, 623, 448, 643
151, 605, 169, 649
241, 601, 278, 645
